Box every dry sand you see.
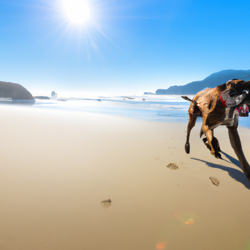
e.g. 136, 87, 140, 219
0, 105, 250, 250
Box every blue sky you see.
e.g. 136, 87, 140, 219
1, 0, 250, 96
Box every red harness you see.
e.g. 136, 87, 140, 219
220, 94, 227, 107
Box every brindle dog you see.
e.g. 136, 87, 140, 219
182, 79, 250, 181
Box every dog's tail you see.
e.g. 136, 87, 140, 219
182, 95, 202, 112
181, 96, 194, 103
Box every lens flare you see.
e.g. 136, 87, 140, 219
156, 241, 167, 250
185, 219, 195, 225
174, 212, 198, 224
185, 218, 195, 228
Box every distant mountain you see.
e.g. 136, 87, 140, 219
156, 69, 250, 95
0, 80, 34, 104
144, 92, 155, 95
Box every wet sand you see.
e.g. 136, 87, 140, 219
0, 105, 250, 250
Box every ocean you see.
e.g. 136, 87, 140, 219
6, 94, 249, 128
34, 95, 191, 122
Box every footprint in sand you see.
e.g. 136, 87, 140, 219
101, 199, 112, 208
209, 177, 219, 186
166, 163, 178, 170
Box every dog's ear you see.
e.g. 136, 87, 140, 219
233, 79, 244, 85
226, 80, 235, 90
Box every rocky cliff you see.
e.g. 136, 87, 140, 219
156, 69, 250, 95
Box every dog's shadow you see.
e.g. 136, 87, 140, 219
191, 151, 250, 190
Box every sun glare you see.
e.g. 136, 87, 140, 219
57, 0, 122, 59
62, 0, 91, 24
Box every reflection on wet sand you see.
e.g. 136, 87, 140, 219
155, 241, 167, 249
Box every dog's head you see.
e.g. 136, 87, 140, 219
226, 79, 250, 95
225, 79, 250, 109
225, 79, 244, 96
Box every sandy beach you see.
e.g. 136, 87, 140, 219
0, 105, 250, 250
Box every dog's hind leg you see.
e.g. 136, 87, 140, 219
212, 136, 221, 153
185, 113, 197, 154
203, 130, 221, 153
204, 127, 221, 159
202, 137, 211, 151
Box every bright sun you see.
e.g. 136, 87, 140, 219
62, 0, 91, 24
